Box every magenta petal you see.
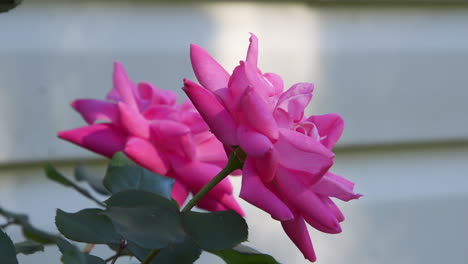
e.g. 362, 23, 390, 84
311, 172, 362, 202
243, 62, 272, 100
183, 79, 238, 145
72, 99, 119, 125
303, 213, 342, 234
255, 148, 278, 183
112, 61, 137, 108
246, 33, 259, 65
197, 197, 228, 212
237, 125, 273, 158
263, 72, 284, 96
227, 63, 250, 109
171, 180, 189, 207
274, 129, 334, 185
276, 82, 314, 122
240, 157, 294, 221
281, 216, 317, 262
276, 166, 341, 233
306, 113, 345, 149
242, 86, 279, 140
218, 193, 245, 216
170, 156, 233, 199
117, 102, 150, 139
194, 131, 227, 167
319, 195, 345, 222
151, 120, 195, 160
124, 137, 169, 175
190, 44, 230, 91
58, 124, 127, 158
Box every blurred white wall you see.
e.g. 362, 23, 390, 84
0, 1, 467, 263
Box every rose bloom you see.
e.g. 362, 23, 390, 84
59, 62, 243, 215
184, 34, 361, 262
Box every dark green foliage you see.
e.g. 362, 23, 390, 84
55, 209, 121, 244
151, 237, 202, 264
0, 0, 22, 13
182, 210, 248, 250
102, 205, 185, 249
0, 229, 18, 264
0, 206, 59, 244
104, 152, 174, 199
44, 164, 105, 207
74, 165, 110, 195
14, 240, 44, 255
211, 244, 281, 264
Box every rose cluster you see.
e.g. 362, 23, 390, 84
59, 34, 361, 262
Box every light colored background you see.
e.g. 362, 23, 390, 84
1, 1, 467, 263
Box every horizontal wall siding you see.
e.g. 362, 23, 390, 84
1, 3, 468, 163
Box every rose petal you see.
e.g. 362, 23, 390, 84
246, 33, 259, 65
151, 120, 195, 160
319, 195, 345, 222
240, 157, 293, 221
281, 215, 317, 262
237, 125, 273, 158
275, 166, 341, 233
255, 148, 278, 183
194, 131, 227, 167
276, 82, 314, 122
190, 44, 230, 91
117, 102, 150, 139
183, 79, 238, 145
112, 61, 138, 108
170, 156, 233, 199
263, 72, 284, 96
306, 113, 345, 149
58, 124, 127, 158
171, 180, 189, 207
274, 129, 334, 185
72, 99, 119, 125
241, 86, 279, 140
124, 137, 169, 175
311, 172, 362, 202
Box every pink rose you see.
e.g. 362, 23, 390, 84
59, 62, 243, 216
184, 34, 361, 262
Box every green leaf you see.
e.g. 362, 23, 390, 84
125, 241, 151, 261
22, 227, 57, 244
56, 237, 106, 264
44, 164, 105, 207
151, 237, 202, 264
104, 152, 174, 199
61, 250, 86, 264
0, 206, 59, 244
104, 190, 172, 208
55, 209, 121, 244
210, 244, 281, 264
102, 205, 185, 249
14, 240, 44, 255
0, 230, 19, 264
45, 163, 73, 187
0, 1, 22, 13
85, 254, 106, 264
127, 238, 201, 264
181, 210, 248, 250
74, 165, 110, 195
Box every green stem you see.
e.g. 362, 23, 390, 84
181, 148, 244, 213
140, 148, 244, 264
141, 249, 160, 264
